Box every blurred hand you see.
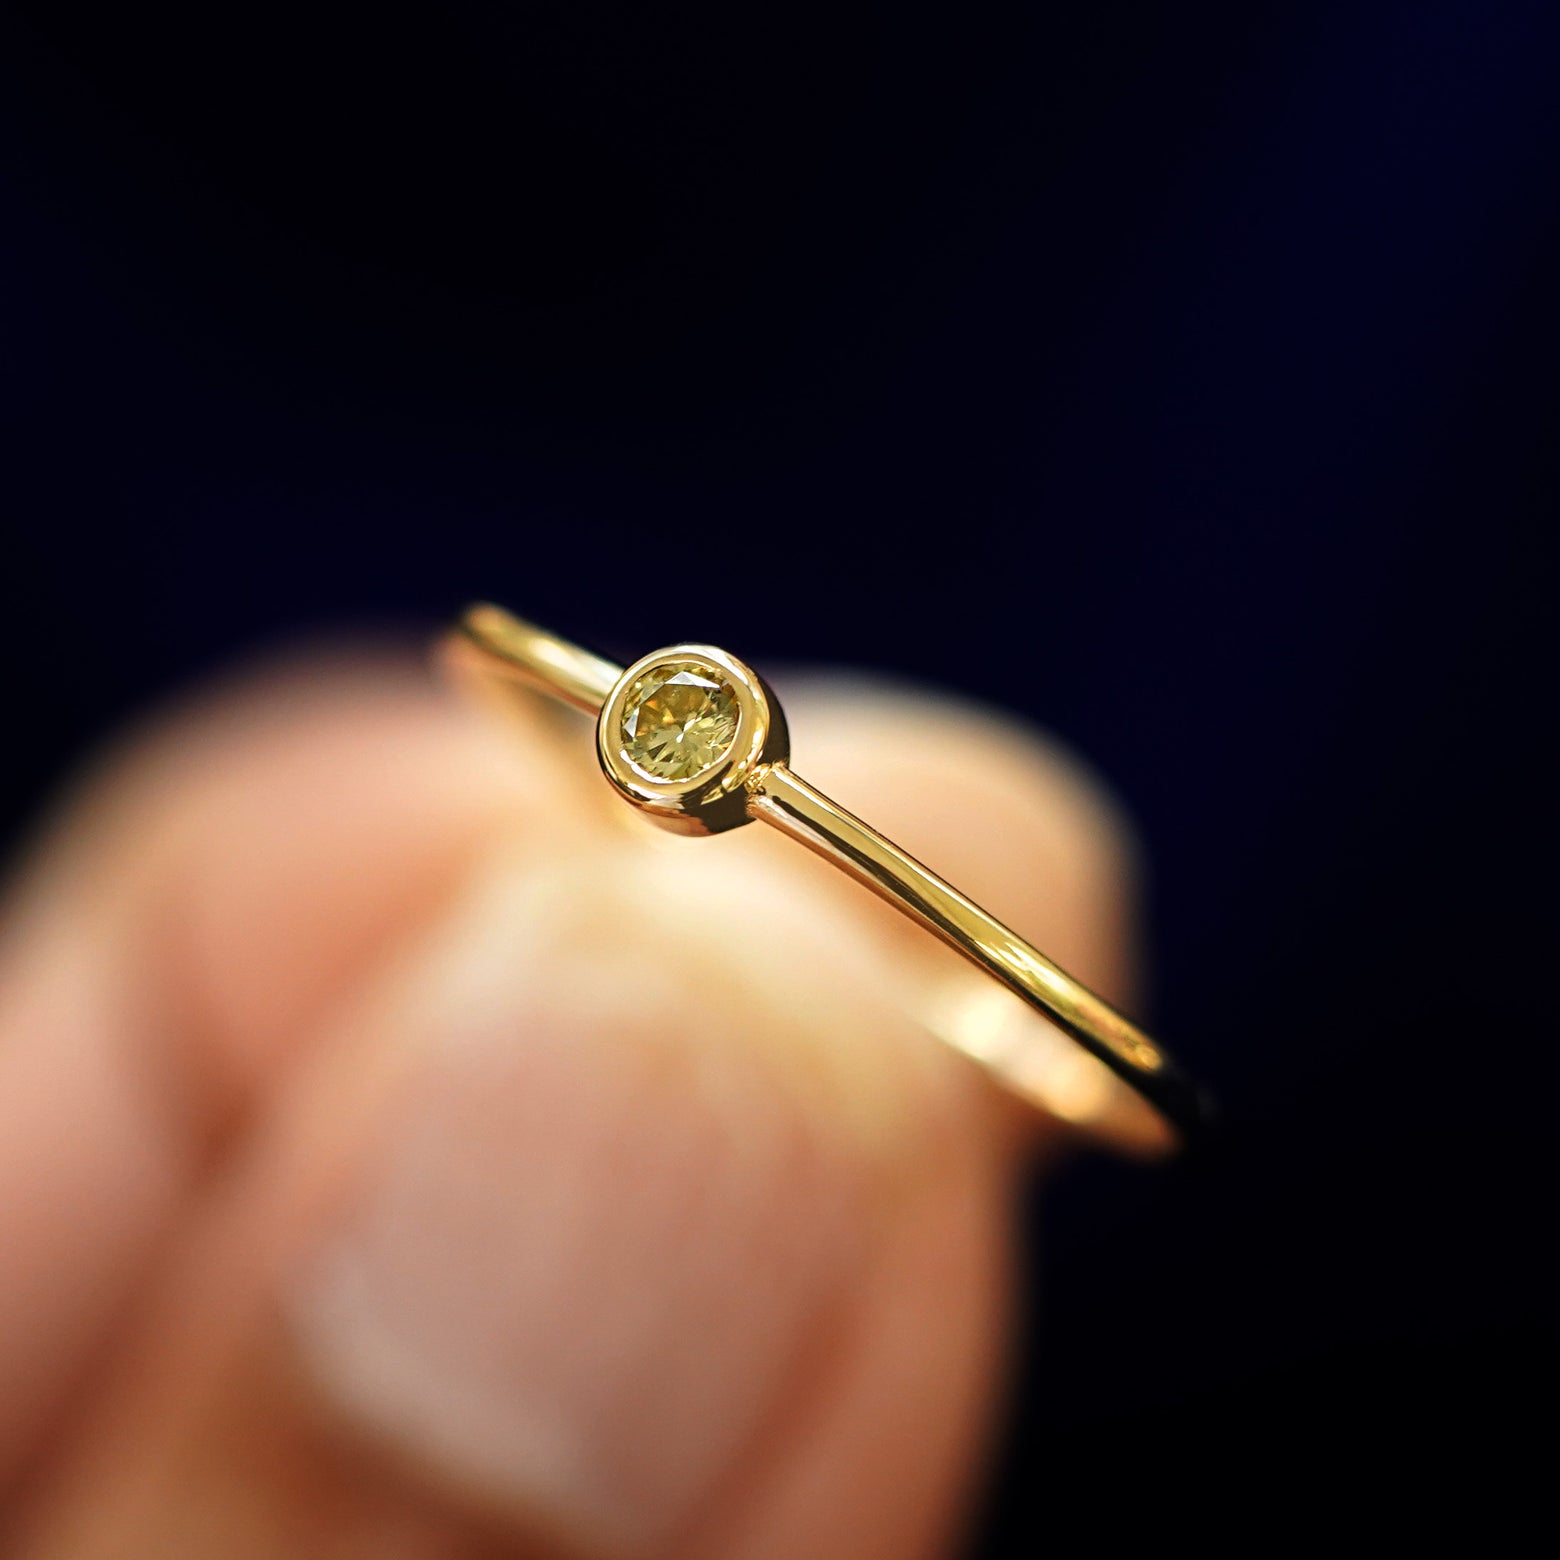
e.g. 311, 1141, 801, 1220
0, 652, 1135, 1560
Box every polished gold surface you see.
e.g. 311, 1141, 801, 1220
453, 602, 619, 714
444, 603, 1206, 1155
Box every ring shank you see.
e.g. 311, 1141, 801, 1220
449, 604, 619, 713
446, 604, 1207, 1154
746, 767, 1202, 1152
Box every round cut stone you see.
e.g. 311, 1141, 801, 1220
620, 661, 739, 780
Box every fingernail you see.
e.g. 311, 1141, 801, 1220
284, 847, 934, 1556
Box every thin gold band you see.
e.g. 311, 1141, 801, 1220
442, 604, 1208, 1155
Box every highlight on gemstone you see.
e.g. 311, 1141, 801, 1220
619, 660, 741, 781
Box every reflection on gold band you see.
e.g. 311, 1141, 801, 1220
443, 603, 1207, 1156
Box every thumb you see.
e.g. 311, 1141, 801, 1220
12, 679, 1134, 1560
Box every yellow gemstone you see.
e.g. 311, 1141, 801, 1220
620, 661, 739, 780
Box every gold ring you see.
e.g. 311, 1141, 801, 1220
441, 603, 1209, 1157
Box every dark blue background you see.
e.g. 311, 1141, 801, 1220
2, 2, 1552, 1547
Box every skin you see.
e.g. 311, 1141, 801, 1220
0, 650, 1138, 1559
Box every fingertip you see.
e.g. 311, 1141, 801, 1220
2, 653, 1138, 1558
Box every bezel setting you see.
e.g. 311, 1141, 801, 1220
596, 642, 790, 834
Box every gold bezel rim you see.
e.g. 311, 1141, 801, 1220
596, 643, 778, 832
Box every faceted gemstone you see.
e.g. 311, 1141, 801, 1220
620, 661, 740, 780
